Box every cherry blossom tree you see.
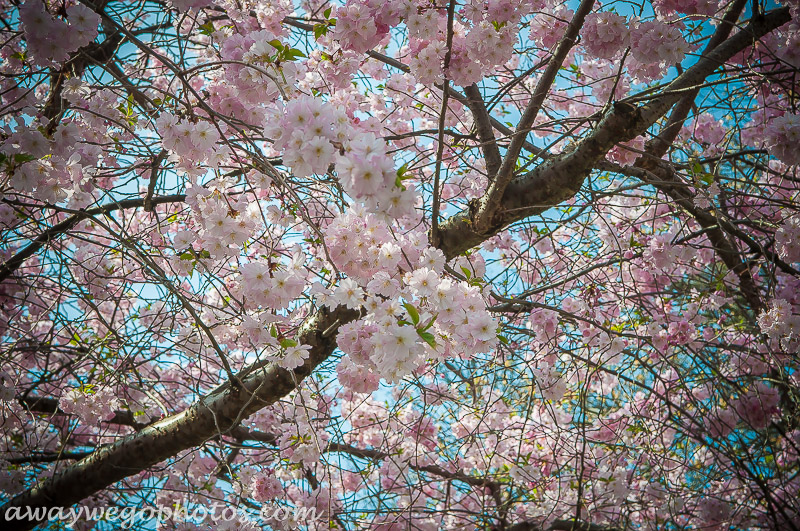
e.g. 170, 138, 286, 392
1, 0, 799, 529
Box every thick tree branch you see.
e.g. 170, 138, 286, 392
1, 305, 359, 530
143, 150, 168, 212
624, 0, 761, 310
473, 0, 594, 233
430, 0, 457, 247
600, 160, 766, 310
358, 49, 546, 158
463, 84, 502, 178
41, 16, 124, 133
435, 6, 791, 260
506, 519, 620, 531
645, 0, 748, 159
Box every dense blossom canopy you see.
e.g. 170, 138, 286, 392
1, 0, 800, 530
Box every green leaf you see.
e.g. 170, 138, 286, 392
280, 338, 298, 349
417, 330, 436, 348
498, 335, 509, 345
419, 313, 438, 332
403, 303, 420, 326
323, 6, 333, 19
12, 153, 36, 165
396, 162, 410, 178
268, 39, 284, 50
199, 21, 215, 35
285, 48, 307, 60
460, 266, 472, 280
314, 23, 328, 39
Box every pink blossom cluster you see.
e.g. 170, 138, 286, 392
580, 60, 631, 103
188, 191, 263, 260
693, 181, 720, 209
758, 298, 800, 342
777, 23, 800, 68
462, 0, 535, 25
582, 11, 630, 60
683, 114, 727, 150
250, 470, 283, 502
216, 29, 300, 113
529, 6, 575, 51
706, 407, 738, 437
644, 233, 682, 271
401, 408, 439, 451
404, 6, 442, 40
333, 1, 399, 54
19, 2, 100, 65
666, 319, 696, 345
764, 113, 800, 166
336, 354, 381, 393
59, 386, 121, 427
263, 95, 341, 178
538, 365, 567, 401
332, 0, 520, 87
698, 497, 732, 529
529, 307, 560, 342
265, 96, 416, 216
652, 0, 720, 16
776, 215, 800, 263
275, 400, 329, 465
734, 382, 780, 430
323, 207, 426, 284
739, 92, 785, 150
606, 135, 646, 167
1, 123, 97, 205
306, 48, 363, 90
406, 20, 516, 86
238, 261, 305, 311
156, 112, 221, 166
408, 40, 447, 85
335, 278, 497, 386
456, 22, 516, 85
630, 20, 690, 67
447, 41, 490, 87
324, 212, 498, 386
